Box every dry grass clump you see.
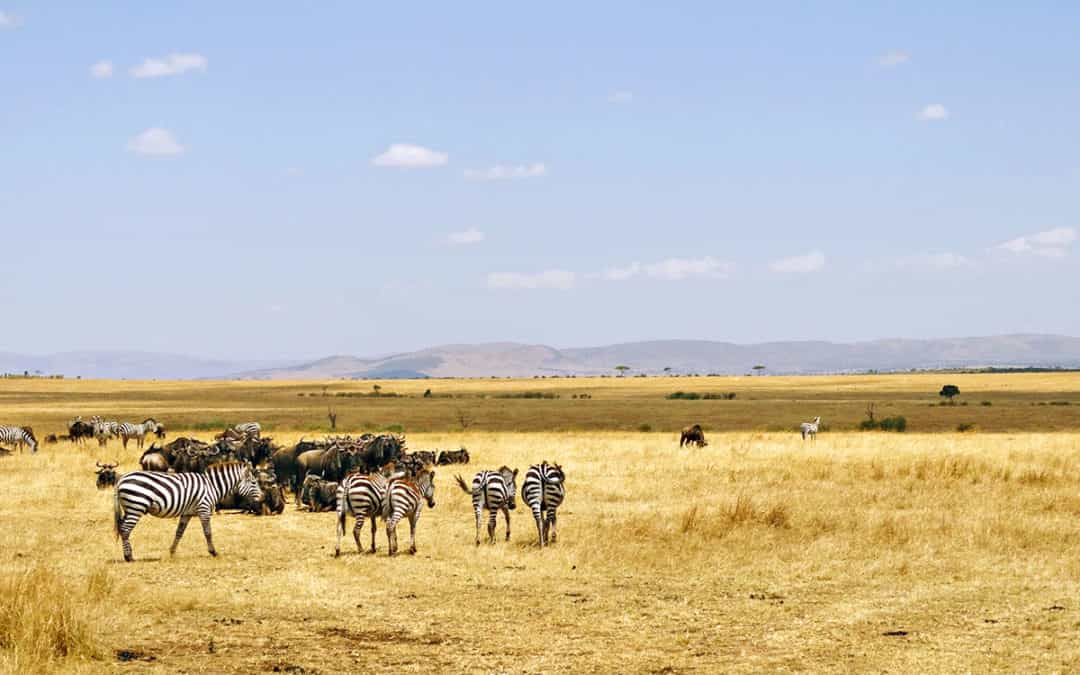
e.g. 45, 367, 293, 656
0, 564, 110, 672
679, 494, 791, 538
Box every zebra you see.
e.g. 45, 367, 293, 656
233, 422, 261, 439
800, 416, 821, 441
384, 468, 436, 556
113, 461, 263, 562
335, 472, 391, 556
521, 461, 566, 547
0, 426, 38, 454
116, 418, 160, 450
455, 466, 518, 546
91, 416, 119, 447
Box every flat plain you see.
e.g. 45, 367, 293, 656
1, 373, 1080, 673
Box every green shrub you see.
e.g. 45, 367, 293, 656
861, 416, 907, 432
666, 391, 702, 400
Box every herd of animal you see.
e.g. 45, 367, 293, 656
5, 414, 825, 562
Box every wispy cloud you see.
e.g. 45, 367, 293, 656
878, 50, 909, 67
488, 269, 575, 290
90, 60, 114, 79
599, 257, 733, 281
126, 128, 185, 156
997, 227, 1077, 258
130, 53, 208, 79
608, 90, 633, 104
769, 251, 825, 274
446, 228, 485, 245
464, 163, 547, 181
371, 143, 448, 168
899, 252, 975, 269
918, 104, 949, 121
0, 10, 21, 28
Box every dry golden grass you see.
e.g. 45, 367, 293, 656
2, 425, 1080, 672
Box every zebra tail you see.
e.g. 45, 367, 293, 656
454, 474, 471, 495
113, 489, 124, 539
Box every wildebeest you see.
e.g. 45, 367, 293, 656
300, 474, 339, 511
680, 424, 707, 448
436, 448, 471, 465
139, 446, 171, 472
95, 461, 119, 489
217, 468, 284, 515
68, 418, 96, 445
45, 433, 59, 445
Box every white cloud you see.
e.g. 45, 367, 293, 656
997, 227, 1077, 258
90, 60, 113, 79
126, 128, 185, 156
644, 257, 732, 281
130, 53, 208, 79
918, 104, 949, 121
487, 269, 575, 290
899, 252, 975, 269
446, 228, 485, 245
371, 143, 448, 168
769, 251, 825, 274
463, 163, 547, 181
0, 11, 21, 28
608, 90, 633, 104
601, 262, 642, 281
878, 50, 909, 67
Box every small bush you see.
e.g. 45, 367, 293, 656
423, 389, 432, 398
637, 423, 652, 432
494, 392, 560, 399
1050, 400, 1071, 406
702, 392, 737, 400
956, 423, 976, 432
861, 416, 907, 432
666, 391, 701, 400
980, 400, 992, 406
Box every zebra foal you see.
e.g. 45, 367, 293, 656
113, 461, 263, 562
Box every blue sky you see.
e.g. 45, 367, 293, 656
2, 2, 1078, 360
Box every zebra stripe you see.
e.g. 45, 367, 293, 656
91, 417, 119, 447
116, 419, 159, 450
113, 461, 262, 562
384, 469, 435, 556
455, 467, 517, 546
0, 426, 37, 454
233, 422, 261, 438
800, 416, 821, 441
522, 462, 566, 547
335, 472, 390, 556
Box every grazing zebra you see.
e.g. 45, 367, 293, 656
0, 426, 38, 454
521, 461, 566, 547
113, 461, 263, 562
335, 472, 390, 556
455, 466, 518, 545
116, 418, 160, 450
800, 416, 821, 441
384, 468, 436, 556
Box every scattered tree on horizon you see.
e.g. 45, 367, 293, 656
614, 365, 630, 377
752, 364, 766, 375
939, 384, 960, 403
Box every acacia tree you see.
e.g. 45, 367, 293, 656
614, 365, 630, 377
939, 384, 960, 403
752, 364, 766, 375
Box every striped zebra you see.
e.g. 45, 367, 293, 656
91, 416, 119, 447
334, 472, 390, 556
800, 416, 821, 441
233, 422, 261, 439
113, 461, 263, 562
0, 426, 38, 454
384, 468, 436, 556
455, 466, 518, 546
521, 462, 566, 547
116, 418, 160, 450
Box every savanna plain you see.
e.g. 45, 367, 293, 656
1, 373, 1080, 673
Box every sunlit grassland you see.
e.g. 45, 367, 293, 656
2, 427, 1080, 672
2, 371, 1080, 434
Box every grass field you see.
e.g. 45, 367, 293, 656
2, 376, 1080, 672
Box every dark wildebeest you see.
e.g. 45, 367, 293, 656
95, 461, 119, 489
300, 474, 339, 511
154, 424, 166, 439
217, 467, 280, 514
436, 448, 470, 465
296, 447, 344, 483
680, 424, 707, 448
68, 419, 95, 445
45, 434, 59, 444
139, 446, 170, 472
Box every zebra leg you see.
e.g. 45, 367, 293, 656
487, 509, 497, 544
119, 513, 142, 562
198, 509, 217, 557
407, 511, 419, 555
169, 515, 193, 555
386, 516, 399, 556
531, 503, 544, 547
547, 509, 557, 544
503, 506, 512, 542
369, 514, 378, 554
473, 503, 483, 546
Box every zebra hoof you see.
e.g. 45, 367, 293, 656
209, 550, 218, 558
408, 547, 417, 555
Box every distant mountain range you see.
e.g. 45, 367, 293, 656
5, 335, 1078, 380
